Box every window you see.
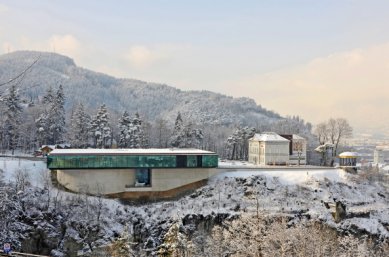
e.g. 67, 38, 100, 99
176, 155, 187, 168
135, 168, 151, 187
197, 155, 203, 167
202, 155, 218, 167
47, 153, 218, 169
187, 155, 197, 167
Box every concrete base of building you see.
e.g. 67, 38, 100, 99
107, 179, 208, 201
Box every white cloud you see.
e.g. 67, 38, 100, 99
125, 45, 167, 69
230, 43, 389, 132
48, 34, 81, 58
0, 34, 82, 58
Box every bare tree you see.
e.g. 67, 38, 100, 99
330, 118, 353, 157
95, 183, 105, 224
314, 122, 328, 145
15, 168, 30, 192
40, 170, 52, 210
314, 118, 352, 166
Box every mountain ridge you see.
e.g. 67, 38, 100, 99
0, 50, 281, 126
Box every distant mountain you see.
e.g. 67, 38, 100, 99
0, 51, 281, 125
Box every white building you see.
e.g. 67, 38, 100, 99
249, 132, 307, 165
248, 132, 290, 165
374, 146, 389, 164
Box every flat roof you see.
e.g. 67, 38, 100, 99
49, 148, 216, 156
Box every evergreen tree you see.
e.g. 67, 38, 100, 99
170, 112, 184, 147
35, 111, 49, 146
50, 85, 66, 144
90, 104, 112, 148
3, 85, 23, 153
225, 127, 256, 160
35, 85, 66, 145
69, 103, 90, 148
118, 112, 147, 148
130, 112, 145, 148
170, 112, 204, 148
42, 86, 54, 104
118, 111, 131, 148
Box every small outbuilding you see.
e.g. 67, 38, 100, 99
339, 152, 359, 172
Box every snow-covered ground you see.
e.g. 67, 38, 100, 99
0, 157, 47, 187
1, 157, 388, 255
215, 168, 348, 185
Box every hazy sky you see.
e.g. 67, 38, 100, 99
1, 0, 389, 134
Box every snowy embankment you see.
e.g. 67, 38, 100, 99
0, 157, 47, 187
0, 157, 388, 256
213, 167, 389, 238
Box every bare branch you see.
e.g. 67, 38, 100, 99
0, 55, 41, 88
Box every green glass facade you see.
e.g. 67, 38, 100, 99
47, 154, 218, 169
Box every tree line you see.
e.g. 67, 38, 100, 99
1, 83, 346, 163
0, 86, 210, 153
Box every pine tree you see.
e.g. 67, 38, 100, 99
130, 112, 141, 148
225, 127, 256, 160
35, 85, 66, 145
170, 112, 184, 147
35, 111, 49, 146
119, 112, 147, 149
50, 85, 66, 144
118, 111, 131, 148
3, 85, 23, 154
69, 103, 90, 148
90, 104, 112, 148
170, 112, 203, 149
42, 86, 54, 104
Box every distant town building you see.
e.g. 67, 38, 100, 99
374, 146, 389, 164
248, 132, 290, 165
47, 148, 218, 200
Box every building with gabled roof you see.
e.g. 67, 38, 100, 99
249, 132, 307, 165
248, 132, 290, 165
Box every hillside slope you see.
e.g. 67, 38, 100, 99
0, 51, 280, 125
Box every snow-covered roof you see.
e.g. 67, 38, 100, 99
49, 148, 216, 156
249, 132, 290, 142
41, 145, 56, 149
339, 152, 359, 158
292, 134, 305, 140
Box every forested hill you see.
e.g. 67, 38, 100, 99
0, 51, 280, 125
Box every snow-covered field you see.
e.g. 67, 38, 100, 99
0, 157, 47, 187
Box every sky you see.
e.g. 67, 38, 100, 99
1, 0, 389, 136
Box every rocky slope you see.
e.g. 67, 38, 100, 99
1, 157, 388, 256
